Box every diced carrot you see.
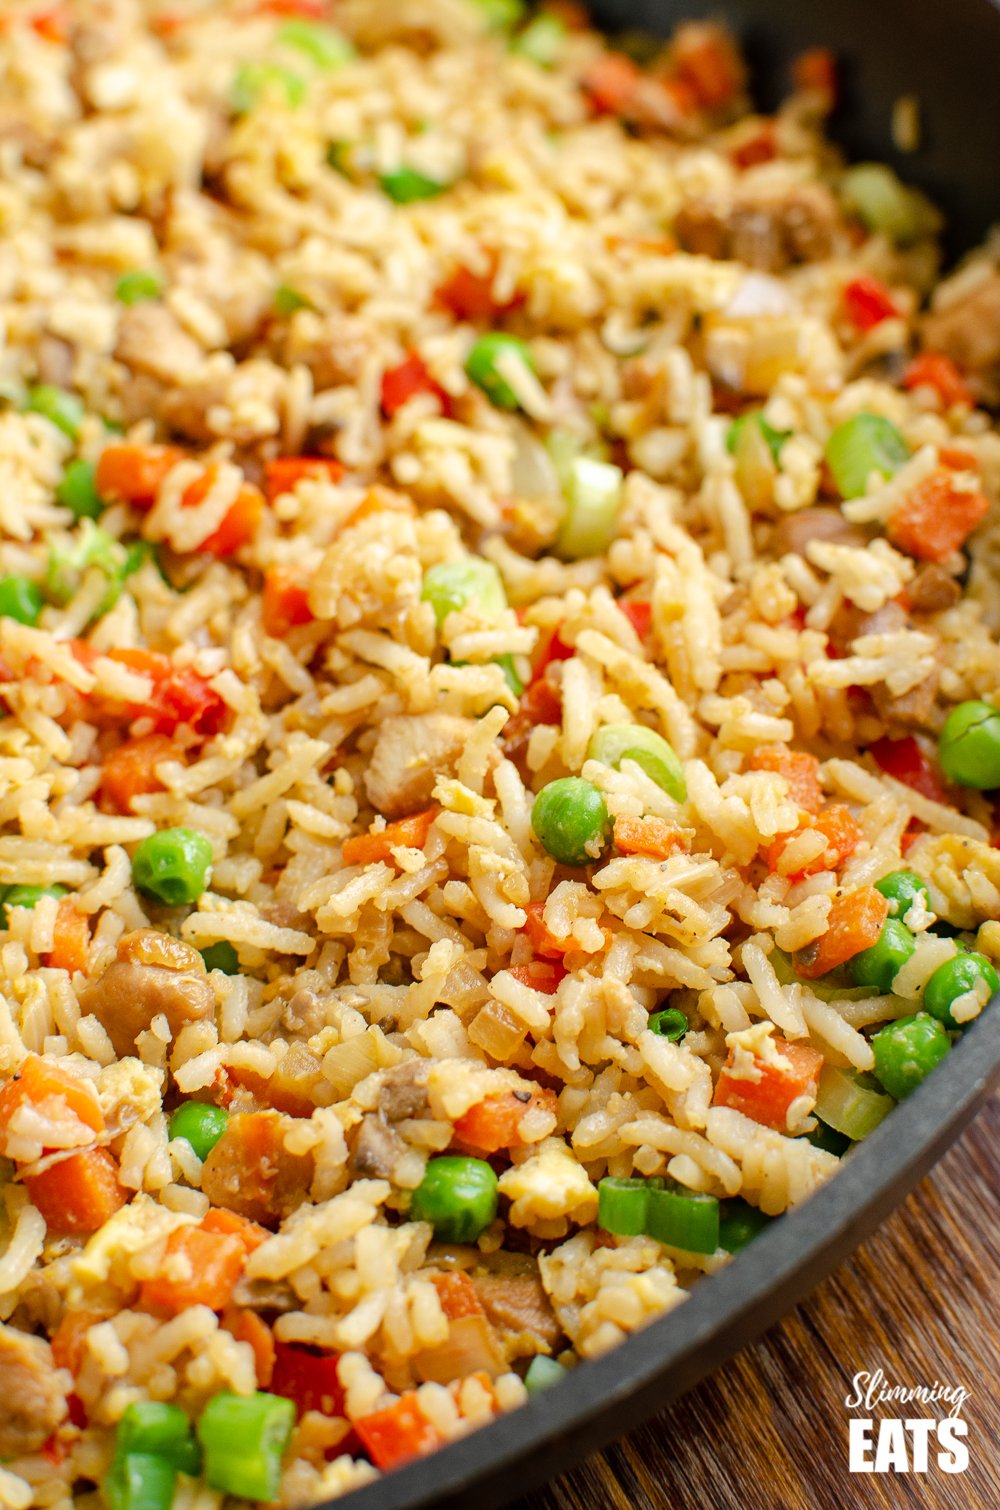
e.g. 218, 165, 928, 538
25, 1148, 127, 1235
903, 352, 973, 409
713, 1036, 824, 1131
30, 7, 69, 43
223, 1308, 275, 1388
51, 1310, 104, 1375
843, 276, 899, 332
522, 900, 570, 959
766, 804, 864, 878
870, 735, 950, 805
101, 732, 176, 814
452, 1087, 558, 1155
264, 456, 345, 503
106, 649, 226, 736
355, 1394, 442, 1471
583, 51, 642, 115
0, 1055, 103, 1156
44, 899, 91, 975
793, 47, 837, 102
618, 599, 652, 640
613, 816, 688, 860
794, 886, 890, 979
747, 747, 823, 815
254, 0, 329, 15
340, 486, 416, 531
430, 1271, 484, 1322
508, 958, 567, 994
181, 470, 264, 557
200, 1206, 270, 1255
342, 808, 439, 867
886, 467, 990, 562
262, 566, 314, 638
95, 444, 185, 509
139, 1223, 246, 1314
672, 23, 744, 110
380, 353, 450, 419
938, 446, 978, 472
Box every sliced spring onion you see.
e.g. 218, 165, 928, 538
0, 576, 44, 626
813, 1064, 895, 1141
718, 1198, 772, 1253
770, 946, 875, 1003
510, 13, 567, 66
421, 557, 507, 627
197, 1392, 295, 1502
494, 651, 523, 696
840, 163, 939, 247
597, 1175, 658, 1236
276, 18, 356, 69
555, 456, 623, 559
465, 333, 537, 410
824, 412, 910, 499
105, 1453, 175, 1510
586, 723, 687, 802
726, 410, 790, 462
273, 283, 312, 316
231, 63, 307, 114
379, 167, 449, 204
524, 1355, 568, 1394
472, 0, 527, 31
646, 1180, 720, 1255
648, 1007, 688, 1041
46, 521, 147, 620
117, 1402, 201, 1476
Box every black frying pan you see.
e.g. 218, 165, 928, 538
330, 4, 1000, 1504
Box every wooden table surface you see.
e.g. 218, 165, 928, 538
515, 1096, 999, 1510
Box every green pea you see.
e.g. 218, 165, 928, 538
114, 270, 164, 306
938, 700, 1000, 789
530, 777, 612, 867
465, 333, 537, 411
923, 951, 999, 1030
648, 1007, 687, 1041
0, 884, 66, 928
0, 576, 44, 627
200, 941, 240, 975
409, 1155, 498, 1242
870, 1012, 951, 1101
25, 385, 86, 440
379, 168, 449, 204
849, 917, 917, 994
132, 828, 213, 907
874, 869, 931, 923
56, 458, 104, 520
168, 1102, 229, 1162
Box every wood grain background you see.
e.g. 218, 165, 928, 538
515, 1097, 999, 1510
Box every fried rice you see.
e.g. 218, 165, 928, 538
0, 0, 999, 1505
